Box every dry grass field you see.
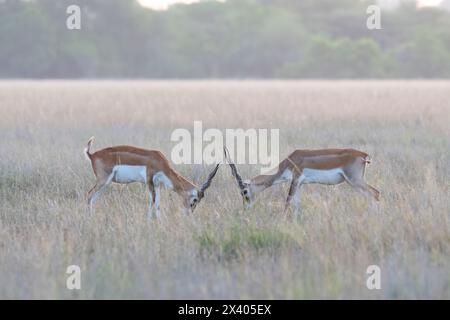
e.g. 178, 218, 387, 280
0, 81, 449, 299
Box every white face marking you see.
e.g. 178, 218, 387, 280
153, 171, 174, 189
273, 169, 293, 185
113, 165, 147, 184
188, 189, 199, 211
301, 168, 344, 185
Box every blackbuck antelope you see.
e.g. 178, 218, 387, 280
224, 147, 380, 216
84, 137, 219, 218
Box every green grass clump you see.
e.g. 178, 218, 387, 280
196, 225, 299, 261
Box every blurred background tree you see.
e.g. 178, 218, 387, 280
0, 0, 449, 78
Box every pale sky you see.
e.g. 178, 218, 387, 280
138, 0, 443, 10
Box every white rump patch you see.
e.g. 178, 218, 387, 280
83, 147, 90, 161
113, 165, 147, 184
301, 168, 344, 185
153, 171, 174, 189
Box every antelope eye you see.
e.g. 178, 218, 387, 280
243, 190, 248, 195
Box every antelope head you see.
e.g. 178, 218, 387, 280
186, 163, 220, 213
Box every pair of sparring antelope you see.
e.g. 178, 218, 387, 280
84, 137, 380, 218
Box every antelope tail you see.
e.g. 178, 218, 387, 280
84, 136, 95, 161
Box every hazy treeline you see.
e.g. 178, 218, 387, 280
1, 0, 450, 78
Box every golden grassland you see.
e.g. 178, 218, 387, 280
0, 80, 449, 299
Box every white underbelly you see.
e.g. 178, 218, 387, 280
301, 168, 344, 185
113, 165, 147, 184
273, 169, 293, 184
